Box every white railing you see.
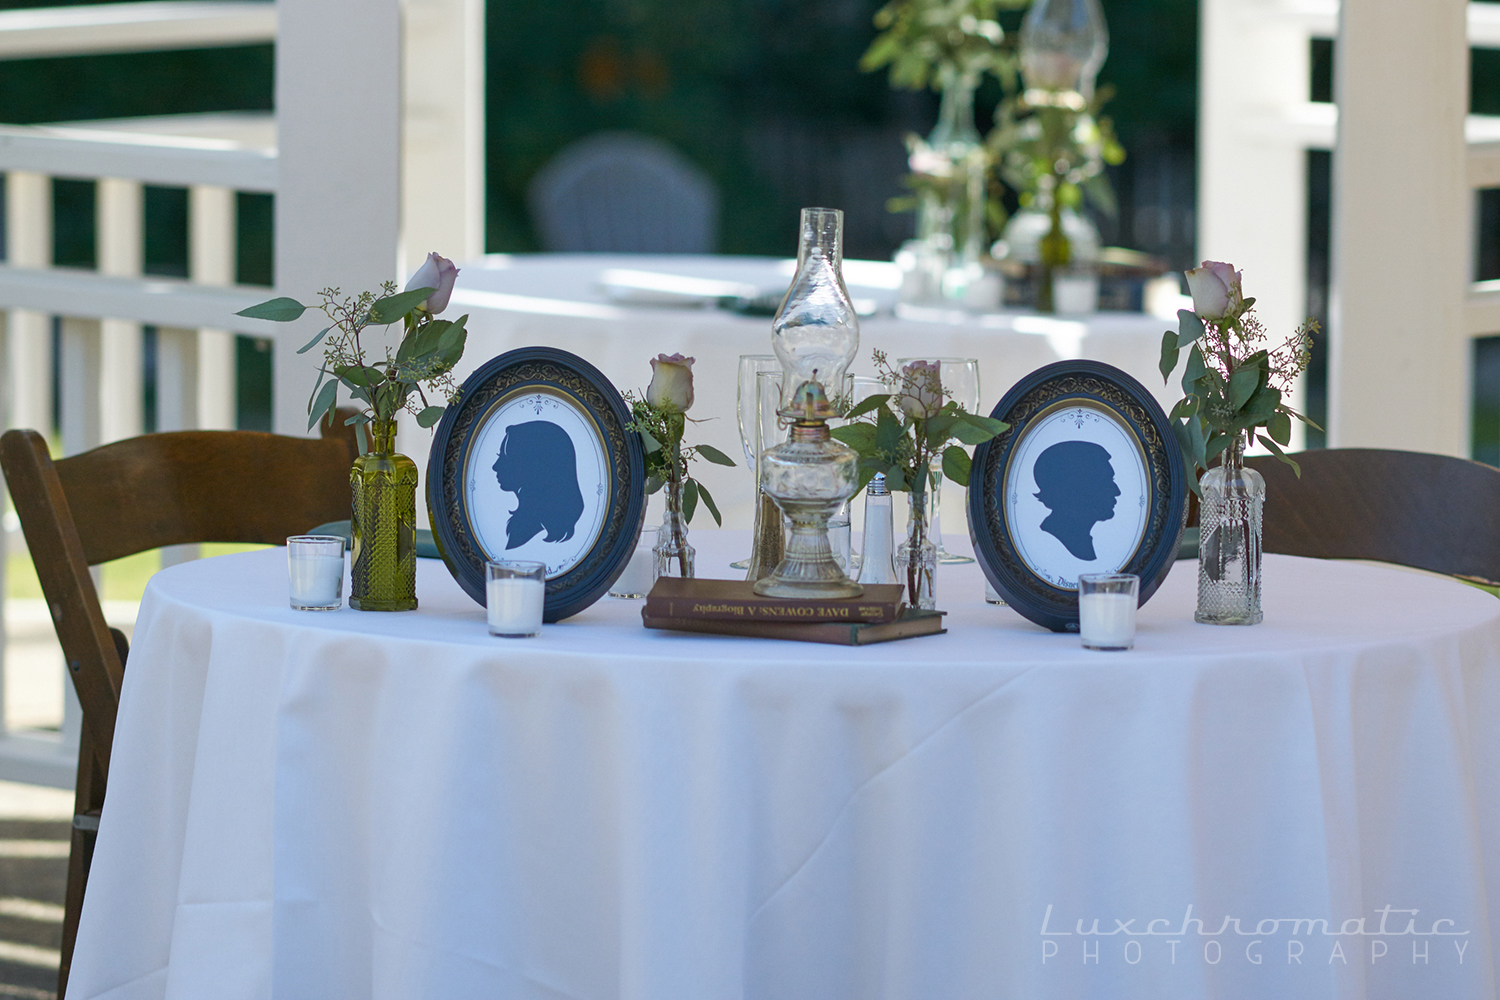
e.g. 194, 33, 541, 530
0, 0, 484, 786
1200, 0, 1494, 457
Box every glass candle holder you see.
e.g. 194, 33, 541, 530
1078, 573, 1138, 650
287, 535, 346, 611
609, 526, 658, 599
487, 560, 546, 637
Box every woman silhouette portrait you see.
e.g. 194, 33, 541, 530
491, 421, 586, 550
1032, 440, 1120, 561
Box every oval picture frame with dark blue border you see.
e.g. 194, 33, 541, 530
967, 360, 1187, 633
427, 347, 646, 622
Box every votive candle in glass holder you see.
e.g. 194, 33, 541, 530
287, 535, 346, 610
487, 560, 546, 637
1078, 573, 1138, 650
609, 526, 658, 599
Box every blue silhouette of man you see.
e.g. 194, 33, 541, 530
1032, 440, 1119, 561
492, 421, 585, 549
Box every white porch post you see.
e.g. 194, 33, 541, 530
5, 171, 52, 435
401, 0, 486, 273
274, 0, 402, 437
1197, 0, 1309, 450
97, 176, 143, 443
1329, 0, 1469, 453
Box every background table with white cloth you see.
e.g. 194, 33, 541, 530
421, 254, 1182, 530
68, 533, 1500, 1000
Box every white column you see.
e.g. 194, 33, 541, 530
401, 0, 486, 275
1197, 0, 1309, 449
97, 177, 143, 444
1329, 0, 1468, 454
155, 327, 199, 433
275, 0, 403, 436
190, 184, 237, 430
5, 172, 52, 435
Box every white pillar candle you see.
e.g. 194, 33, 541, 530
287, 535, 345, 610
488, 576, 545, 636
1079, 592, 1136, 650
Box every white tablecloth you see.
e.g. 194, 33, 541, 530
69, 534, 1500, 1000
412, 254, 1178, 531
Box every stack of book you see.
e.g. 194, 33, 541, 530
641, 578, 945, 645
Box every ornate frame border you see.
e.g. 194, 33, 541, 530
427, 347, 646, 622
966, 360, 1187, 633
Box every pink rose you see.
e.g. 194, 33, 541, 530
647, 353, 695, 412
1184, 261, 1242, 320
897, 360, 943, 419
405, 252, 460, 314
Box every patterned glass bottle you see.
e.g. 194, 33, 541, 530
349, 418, 418, 611
1195, 438, 1264, 625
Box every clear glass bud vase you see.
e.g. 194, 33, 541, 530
1195, 439, 1264, 625
654, 483, 695, 580
350, 418, 418, 611
896, 488, 938, 610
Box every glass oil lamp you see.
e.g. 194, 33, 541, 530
754, 380, 863, 599
755, 206, 863, 599
1019, 0, 1109, 109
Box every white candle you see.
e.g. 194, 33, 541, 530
287, 535, 345, 610
1079, 591, 1136, 649
488, 576, 545, 636
610, 543, 656, 599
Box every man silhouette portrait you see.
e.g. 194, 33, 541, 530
491, 420, 586, 549
1032, 440, 1120, 561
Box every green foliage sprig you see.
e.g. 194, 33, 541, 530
830, 351, 1008, 495
1158, 274, 1319, 489
860, 0, 1028, 93
237, 284, 467, 452
625, 396, 736, 527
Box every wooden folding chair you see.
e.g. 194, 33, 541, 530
1243, 447, 1500, 586
0, 421, 355, 998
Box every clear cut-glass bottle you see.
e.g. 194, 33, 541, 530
1195, 437, 1265, 625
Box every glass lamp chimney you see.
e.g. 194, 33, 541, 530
1019, 0, 1109, 105
771, 207, 860, 415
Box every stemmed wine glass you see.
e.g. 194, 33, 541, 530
896, 356, 980, 564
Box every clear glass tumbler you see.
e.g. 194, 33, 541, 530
487, 560, 546, 637
287, 535, 346, 611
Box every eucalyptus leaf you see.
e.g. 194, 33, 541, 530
1237, 383, 1281, 428
1159, 329, 1180, 383
368, 288, 433, 325
1268, 410, 1292, 446
682, 478, 700, 524
1176, 308, 1206, 348
924, 413, 957, 449
1257, 434, 1301, 477
355, 421, 367, 456
638, 428, 663, 454
1169, 395, 1199, 421
645, 475, 665, 495
886, 465, 907, 492
957, 413, 1007, 436
1205, 431, 1232, 463
296, 326, 332, 355
942, 444, 971, 487
875, 407, 903, 453
844, 393, 890, 421
236, 296, 306, 322
416, 406, 446, 429
306, 379, 337, 431
694, 443, 737, 467
1228, 364, 1260, 411
832, 423, 877, 452
1181, 345, 1208, 397
695, 480, 723, 526
343, 411, 371, 426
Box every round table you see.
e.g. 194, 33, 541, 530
404, 254, 1182, 532
68, 533, 1500, 1000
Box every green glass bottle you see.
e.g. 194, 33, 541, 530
349, 418, 418, 611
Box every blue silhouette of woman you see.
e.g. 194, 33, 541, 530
492, 421, 585, 549
1032, 440, 1120, 561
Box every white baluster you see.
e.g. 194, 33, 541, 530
98, 176, 143, 444
5, 171, 52, 436
190, 184, 236, 431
